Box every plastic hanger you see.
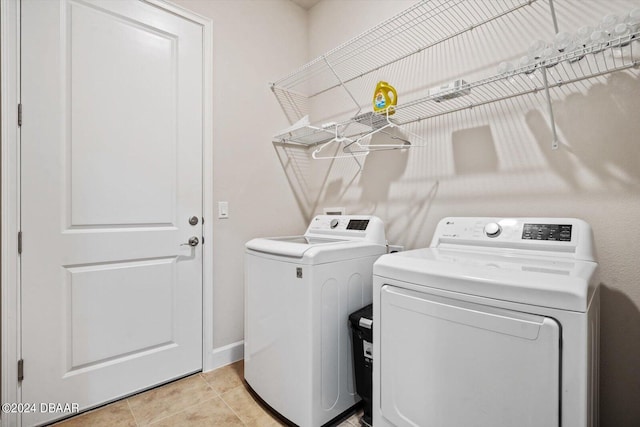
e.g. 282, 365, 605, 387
311, 123, 370, 160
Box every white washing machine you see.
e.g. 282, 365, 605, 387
373, 217, 600, 427
245, 215, 387, 426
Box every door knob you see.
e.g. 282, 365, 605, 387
181, 236, 199, 247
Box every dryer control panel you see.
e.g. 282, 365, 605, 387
521, 223, 572, 241
431, 217, 595, 261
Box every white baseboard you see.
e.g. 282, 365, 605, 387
205, 340, 244, 372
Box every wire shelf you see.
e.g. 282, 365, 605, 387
271, 0, 536, 146
391, 34, 640, 125
272, 0, 533, 98
273, 34, 640, 146
273, 125, 335, 146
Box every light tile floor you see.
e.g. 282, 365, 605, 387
51, 360, 363, 426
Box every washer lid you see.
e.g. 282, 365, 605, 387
246, 236, 386, 264
373, 248, 598, 312
246, 235, 347, 258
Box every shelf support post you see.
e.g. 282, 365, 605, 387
541, 67, 560, 150
544, 0, 560, 149
322, 56, 361, 115
548, 0, 559, 33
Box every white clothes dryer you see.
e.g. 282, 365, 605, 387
245, 215, 387, 427
373, 217, 600, 427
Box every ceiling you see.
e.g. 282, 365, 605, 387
290, 0, 322, 10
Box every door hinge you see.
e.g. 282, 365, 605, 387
18, 359, 24, 382
18, 103, 22, 127
18, 231, 22, 254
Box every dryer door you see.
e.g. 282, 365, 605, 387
379, 286, 560, 427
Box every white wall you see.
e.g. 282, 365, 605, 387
299, 1, 640, 426
170, 0, 308, 356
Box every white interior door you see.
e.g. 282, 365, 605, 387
20, 0, 204, 424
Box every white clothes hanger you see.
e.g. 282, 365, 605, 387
311, 107, 419, 159
311, 123, 371, 160
345, 108, 415, 154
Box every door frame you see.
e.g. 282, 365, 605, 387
1, 1, 214, 424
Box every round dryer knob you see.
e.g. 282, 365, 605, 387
484, 222, 502, 238
330, 218, 340, 229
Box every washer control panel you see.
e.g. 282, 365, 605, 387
309, 216, 367, 232
306, 215, 386, 244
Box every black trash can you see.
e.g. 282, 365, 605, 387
349, 304, 373, 426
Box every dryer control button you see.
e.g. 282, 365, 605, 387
484, 222, 502, 238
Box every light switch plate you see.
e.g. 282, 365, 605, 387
218, 201, 229, 219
